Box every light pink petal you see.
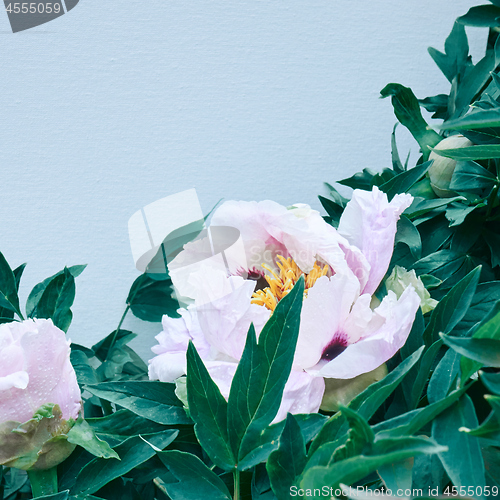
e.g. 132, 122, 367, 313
0, 371, 29, 391
273, 371, 325, 423
338, 187, 413, 295
148, 351, 189, 382
211, 200, 355, 277
0, 319, 81, 423
316, 286, 420, 379
294, 272, 360, 370
149, 306, 212, 382
204, 360, 238, 400
194, 274, 270, 360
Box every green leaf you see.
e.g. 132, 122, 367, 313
484, 230, 500, 268
453, 282, 500, 337
374, 385, 469, 439
449, 161, 497, 192
157, 450, 232, 500
441, 333, 500, 368
481, 371, 500, 395
332, 407, 374, 461
458, 5, 500, 27
308, 347, 424, 457
227, 277, 304, 469
412, 250, 465, 282
406, 339, 443, 409
454, 37, 500, 115
338, 168, 378, 190
0, 251, 23, 318
428, 21, 470, 83
66, 419, 119, 460
26, 265, 86, 318
432, 395, 486, 493
432, 144, 500, 161
35, 268, 76, 332
380, 83, 442, 160
299, 436, 445, 492
37, 492, 70, 500
378, 458, 413, 493
85, 381, 191, 425
428, 348, 461, 404
85, 409, 168, 446
423, 266, 481, 345
380, 161, 432, 201
394, 215, 422, 260
404, 196, 466, 219
318, 195, 343, 227
127, 274, 180, 322
70, 431, 178, 495
440, 108, 500, 130
186, 341, 235, 470
391, 124, 406, 173
267, 414, 307, 500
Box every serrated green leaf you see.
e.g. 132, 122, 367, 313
227, 277, 304, 469
85, 381, 190, 425
186, 341, 234, 470
157, 450, 232, 500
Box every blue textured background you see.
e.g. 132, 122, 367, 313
0, 1, 484, 357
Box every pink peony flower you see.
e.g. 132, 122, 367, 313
0, 318, 82, 425
149, 187, 421, 421
0, 319, 82, 470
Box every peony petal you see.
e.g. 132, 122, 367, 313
316, 286, 420, 379
0, 319, 81, 423
194, 270, 270, 360
338, 187, 413, 295
294, 272, 360, 370
0, 371, 29, 391
148, 351, 188, 383
204, 360, 238, 400
273, 371, 325, 423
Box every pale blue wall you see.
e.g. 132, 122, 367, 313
0, 1, 485, 357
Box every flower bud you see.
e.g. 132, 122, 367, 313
428, 135, 473, 197
0, 319, 82, 470
385, 265, 437, 314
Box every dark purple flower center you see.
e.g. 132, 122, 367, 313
321, 336, 348, 360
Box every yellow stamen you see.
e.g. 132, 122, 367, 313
251, 255, 329, 311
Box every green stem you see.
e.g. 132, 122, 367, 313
27, 468, 57, 498
233, 469, 240, 500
